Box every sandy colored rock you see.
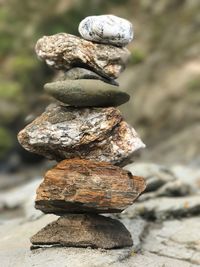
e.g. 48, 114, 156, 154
30, 214, 133, 249
35, 159, 146, 214
35, 33, 130, 80
44, 80, 130, 107
18, 103, 145, 164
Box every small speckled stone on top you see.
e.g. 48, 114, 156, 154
79, 15, 133, 46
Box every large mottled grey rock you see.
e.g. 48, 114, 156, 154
18, 103, 145, 164
44, 80, 130, 107
31, 214, 133, 249
35, 33, 130, 80
79, 15, 133, 46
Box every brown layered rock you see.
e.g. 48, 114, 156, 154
35, 33, 130, 80
35, 159, 146, 214
31, 214, 133, 249
18, 103, 145, 164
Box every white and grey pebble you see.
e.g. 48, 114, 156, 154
79, 15, 133, 46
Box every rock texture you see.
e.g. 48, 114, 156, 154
64, 67, 119, 86
1, 163, 200, 266
44, 80, 130, 107
122, 162, 200, 221
31, 214, 133, 249
124, 195, 200, 220
79, 15, 133, 46
35, 33, 130, 80
35, 159, 146, 214
18, 103, 145, 164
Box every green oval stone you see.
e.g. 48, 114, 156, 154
44, 80, 130, 107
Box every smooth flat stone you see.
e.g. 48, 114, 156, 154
44, 80, 130, 107
35, 159, 146, 214
79, 15, 133, 46
17, 103, 145, 164
35, 33, 130, 80
64, 68, 118, 86
31, 214, 133, 249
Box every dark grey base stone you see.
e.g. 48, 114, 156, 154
30, 214, 133, 249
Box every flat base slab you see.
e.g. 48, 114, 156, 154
30, 214, 133, 249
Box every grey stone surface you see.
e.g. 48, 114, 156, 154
125, 162, 200, 199
1, 162, 200, 266
124, 162, 175, 192
143, 217, 200, 265
0, 179, 43, 220
123, 195, 200, 220
0, 214, 199, 267
44, 80, 130, 107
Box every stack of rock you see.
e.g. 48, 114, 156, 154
18, 15, 146, 249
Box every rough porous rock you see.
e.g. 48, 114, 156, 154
44, 80, 130, 107
35, 159, 146, 214
35, 33, 130, 80
64, 67, 119, 86
79, 15, 133, 46
31, 214, 133, 249
18, 103, 145, 164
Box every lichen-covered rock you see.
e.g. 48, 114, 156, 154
44, 80, 130, 107
17, 103, 145, 164
79, 15, 133, 46
35, 33, 130, 80
31, 214, 133, 249
35, 159, 146, 214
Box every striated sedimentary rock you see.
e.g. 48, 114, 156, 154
79, 15, 133, 46
17, 103, 145, 164
35, 159, 146, 214
35, 33, 130, 80
31, 214, 133, 249
44, 80, 130, 107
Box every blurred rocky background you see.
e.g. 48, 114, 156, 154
0, 1, 200, 266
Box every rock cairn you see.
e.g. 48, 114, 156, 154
18, 14, 146, 249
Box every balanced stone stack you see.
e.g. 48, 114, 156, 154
18, 15, 146, 249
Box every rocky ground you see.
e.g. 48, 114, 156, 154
0, 162, 200, 267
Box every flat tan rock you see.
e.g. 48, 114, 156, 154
35, 33, 130, 80
35, 159, 146, 214
31, 214, 133, 249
